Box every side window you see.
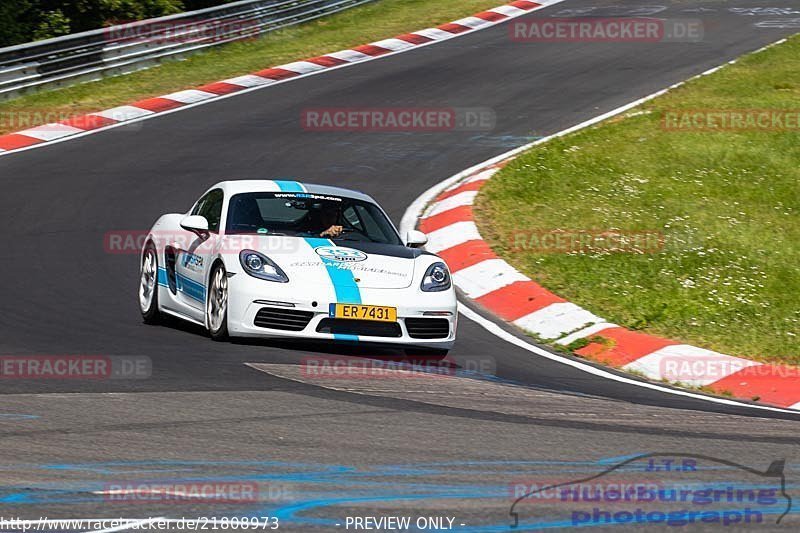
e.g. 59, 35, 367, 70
191, 196, 206, 216
195, 189, 224, 233
354, 205, 391, 242
342, 206, 364, 231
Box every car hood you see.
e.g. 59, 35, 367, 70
225, 236, 426, 289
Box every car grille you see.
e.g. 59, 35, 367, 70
316, 318, 402, 338
405, 318, 450, 339
254, 307, 314, 331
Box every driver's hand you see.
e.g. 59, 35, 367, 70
320, 225, 344, 238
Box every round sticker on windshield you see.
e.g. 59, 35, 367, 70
315, 246, 367, 262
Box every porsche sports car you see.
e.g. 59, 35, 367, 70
138, 180, 457, 354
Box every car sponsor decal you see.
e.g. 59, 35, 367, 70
304, 239, 362, 305
157, 267, 206, 302
274, 192, 343, 202
176, 273, 206, 302
181, 251, 204, 271
315, 246, 368, 262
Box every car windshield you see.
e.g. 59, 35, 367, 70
225, 192, 403, 245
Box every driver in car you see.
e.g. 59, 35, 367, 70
297, 203, 344, 238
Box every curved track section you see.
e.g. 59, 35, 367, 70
1, 0, 800, 529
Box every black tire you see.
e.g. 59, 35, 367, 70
207, 262, 229, 341
139, 244, 161, 324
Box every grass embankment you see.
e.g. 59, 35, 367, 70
0, 0, 504, 135
476, 35, 800, 364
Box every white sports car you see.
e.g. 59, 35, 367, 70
138, 180, 457, 355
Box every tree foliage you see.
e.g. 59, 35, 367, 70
0, 0, 238, 46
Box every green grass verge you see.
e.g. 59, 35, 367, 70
476, 34, 800, 365
0, 0, 504, 135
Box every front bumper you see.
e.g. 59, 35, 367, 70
226, 276, 457, 349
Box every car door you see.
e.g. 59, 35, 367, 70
174, 189, 223, 314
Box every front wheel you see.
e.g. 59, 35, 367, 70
139, 244, 161, 324
207, 262, 229, 341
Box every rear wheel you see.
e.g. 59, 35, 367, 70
207, 262, 229, 341
139, 244, 161, 324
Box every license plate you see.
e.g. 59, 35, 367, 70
330, 303, 397, 322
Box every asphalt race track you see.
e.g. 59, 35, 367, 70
2, 0, 800, 530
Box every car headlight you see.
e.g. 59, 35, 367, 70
421, 262, 451, 292
239, 250, 289, 283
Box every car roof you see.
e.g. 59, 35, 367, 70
208, 180, 376, 204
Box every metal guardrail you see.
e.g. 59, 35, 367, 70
0, 0, 377, 100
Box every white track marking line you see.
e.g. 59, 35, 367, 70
624, 345, 762, 387
326, 49, 372, 62
275, 61, 327, 74
425, 221, 482, 253
489, 5, 528, 16
160, 89, 217, 103
17, 123, 85, 141
401, 37, 792, 236
424, 190, 479, 217
556, 321, 617, 345
222, 74, 275, 87
458, 304, 796, 414
90, 105, 153, 121
0, 0, 569, 158
413, 28, 461, 41
402, 36, 799, 414
513, 302, 604, 340
452, 16, 494, 29
453, 259, 529, 298
401, 92, 679, 238
370, 38, 415, 51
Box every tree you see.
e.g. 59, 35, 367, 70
0, 0, 38, 47
0, 0, 237, 47
33, 9, 71, 41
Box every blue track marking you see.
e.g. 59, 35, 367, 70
0, 414, 39, 421
5, 457, 795, 531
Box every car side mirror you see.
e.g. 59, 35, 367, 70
180, 215, 210, 239
405, 230, 428, 248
